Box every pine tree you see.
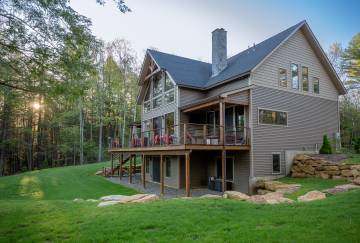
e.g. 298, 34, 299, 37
320, 135, 332, 154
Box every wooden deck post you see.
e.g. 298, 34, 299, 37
111, 153, 114, 176
119, 153, 123, 180
142, 154, 146, 188
219, 101, 225, 145
160, 154, 164, 195
185, 152, 190, 197
221, 150, 226, 192
129, 155, 133, 184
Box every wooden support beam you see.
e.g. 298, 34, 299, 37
203, 124, 207, 144
142, 154, 146, 188
119, 153, 123, 179
219, 101, 225, 145
185, 152, 191, 197
221, 150, 226, 192
160, 154, 164, 195
129, 155, 133, 184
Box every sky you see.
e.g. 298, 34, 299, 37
70, 0, 360, 63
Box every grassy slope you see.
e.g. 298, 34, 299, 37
278, 177, 348, 200
0, 162, 137, 200
342, 153, 360, 164
0, 163, 359, 242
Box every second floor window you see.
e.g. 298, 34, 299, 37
259, 109, 287, 126
313, 77, 319, 94
302, 66, 309, 92
279, 68, 287, 87
291, 63, 299, 90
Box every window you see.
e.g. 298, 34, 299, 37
313, 77, 319, 94
145, 159, 149, 173
279, 68, 287, 87
272, 153, 281, 174
302, 66, 309, 92
164, 90, 175, 104
153, 116, 162, 136
165, 112, 175, 136
153, 96, 162, 109
226, 157, 234, 181
152, 74, 163, 97
259, 109, 287, 126
291, 63, 299, 90
165, 157, 171, 177
144, 101, 150, 112
164, 73, 174, 91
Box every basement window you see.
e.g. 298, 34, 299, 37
272, 153, 281, 174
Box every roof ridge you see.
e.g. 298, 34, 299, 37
147, 49, 211, 65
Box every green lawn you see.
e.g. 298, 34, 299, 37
278, 177, 348, 200
0, 163, 360, 242
342, 153, 360, 164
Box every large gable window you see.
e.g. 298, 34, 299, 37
291, 63, 299, 90
302, 66, 309, 92
278, 68, 287, 87
143, 72, 175, 112
259, 109, 287, 126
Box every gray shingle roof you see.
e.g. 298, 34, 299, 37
147, 21, 305, 90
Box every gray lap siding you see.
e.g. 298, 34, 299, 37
251, 85, 339, 177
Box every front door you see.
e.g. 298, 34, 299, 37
152, 157, 160, 183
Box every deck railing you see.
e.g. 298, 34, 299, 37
109, 123, 250, 149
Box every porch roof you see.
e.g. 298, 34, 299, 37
180, 95, 248, 113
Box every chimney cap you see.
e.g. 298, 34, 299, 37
212, 28, 226, 33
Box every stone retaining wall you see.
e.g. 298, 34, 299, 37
291, 154, 360, 179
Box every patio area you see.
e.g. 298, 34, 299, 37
107, 174, 223, 199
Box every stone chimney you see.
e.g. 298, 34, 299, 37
212, 28, 227, 76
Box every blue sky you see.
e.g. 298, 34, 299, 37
70, 0, 360, 63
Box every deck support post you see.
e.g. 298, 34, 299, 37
185, 152, 191, 197
221, 149, 226, 192
183, 123, 187, 145
129, 154, 133, 184
160, 154, 164, 195
119, 153, 123, 179
142, 154, 146, 188
219, 101, 225, 145
110, 153, 114, 177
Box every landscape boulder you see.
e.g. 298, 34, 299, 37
352, 177, 360, 185
297, 190, 326, 202
223, 191, 250, 201
200, 194, 222, 199
97, 194, 159, 207
248, 192, 293, 204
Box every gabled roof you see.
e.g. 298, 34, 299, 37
140, 20, 346, 95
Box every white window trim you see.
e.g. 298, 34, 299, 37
257, 107, 288, 127
272, 152, 281, 174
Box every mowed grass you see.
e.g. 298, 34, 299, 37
0, 163, 360, 242
342, 153, 360, 164
0, 162, 137, 200
278, 177, 348, 200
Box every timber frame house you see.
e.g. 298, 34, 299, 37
108, 20, 346, 196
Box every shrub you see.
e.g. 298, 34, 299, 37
320, 135, 332, 154
353, 137, 360, 154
